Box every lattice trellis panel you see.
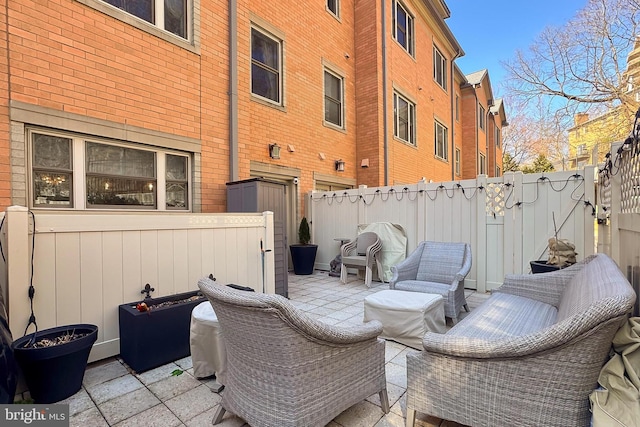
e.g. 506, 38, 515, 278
620, 150, 640, 213
485, 183, 505, 217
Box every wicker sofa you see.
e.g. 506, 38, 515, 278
405, 253, 636, 427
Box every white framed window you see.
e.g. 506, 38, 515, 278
496, 166, 501, 177
393, 91, 415, 145
455, 95, 460, 121
102, 0, 189, 39
478, 104, 486, 131
29, 129, 190, 210
324, 69, 344, 128
479, 153, 486, 175
392, 1, 414, 56
455, 148, 461, 176
434, 120, 448, 160
495, 126, 501, 147
327, 0, 339, 18
251, 27, 283, 105
433, 46, 447, 90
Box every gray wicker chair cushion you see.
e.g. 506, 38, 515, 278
392, 280, 449, 296
415, 241, 466, 283
197, 278, 390, 427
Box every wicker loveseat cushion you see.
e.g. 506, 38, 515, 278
446, 292, 557, 340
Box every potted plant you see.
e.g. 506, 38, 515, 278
12, 324, 98, 403
289, 217, 318, 275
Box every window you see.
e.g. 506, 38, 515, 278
433, 46, 447, 90
478, 104, 486, 131
324, 69, 344, 128
32, 134, 73, 207
479, 153, 486, 175
434, 120, 448, 160
495, 126, 501, 148
392, 1, 414, 55
165, 154, 189, 209
496, 166, 501, 177
327, 0, 339, 17
30, 130, 190, 210
103, 0, 188, 39
251, 27, 282, 104
455, 148, 461, 176
455, 95, 460, 121
393, 92, 415, 145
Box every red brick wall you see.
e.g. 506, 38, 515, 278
238, 1, 357, 202
0, 0, 10, 208
384, 0, 456, 185
460, 86, 477, 179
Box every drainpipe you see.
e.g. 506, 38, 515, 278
450, 50, 461, 180
486, 102, 492, 176
381, 0, 389, 186
472, 86, 479, 177
229, 0, 239, 181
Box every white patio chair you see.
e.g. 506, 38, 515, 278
340, 232, 383, 287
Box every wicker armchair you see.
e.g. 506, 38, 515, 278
197, 277, 389, 427
390, 241, 471, 323
340, 231, 383, 287
405, 254, 636, 427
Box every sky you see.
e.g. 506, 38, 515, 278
446, 0, 588, 97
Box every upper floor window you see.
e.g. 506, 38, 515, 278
324, 69, 344, 128
479, 153, 486, 175
496, 166, 501, 177
455, 148, 461, 176
434, 120, 448, 160
30, 130, 190, 210
495, 127, 501, 148
433, 46, 447, 90
478, 104, 486, 131
251, 27, 282, 105
455, 95, 460, 121
393, 92, 415, 145
392, 1, 414, 56
327, 0, 339, 18
103, 0, 188, 39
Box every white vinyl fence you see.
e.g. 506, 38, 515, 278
308, 168, 596, 293
3, 206, 275, 362
597, 141, 640, 315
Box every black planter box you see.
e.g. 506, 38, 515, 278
118, 290, 205, 373
530, 260, 563, 274
12, 324, 98, 403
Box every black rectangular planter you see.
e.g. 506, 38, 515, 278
118, 290, 206, 373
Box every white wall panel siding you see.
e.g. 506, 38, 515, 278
310, 169, 596, 293
55, 233, 82, 326
6, 210, 275, 361
102, 232, 124, 342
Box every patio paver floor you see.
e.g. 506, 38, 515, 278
54, 271, 489, 427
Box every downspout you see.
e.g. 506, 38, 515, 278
381, 0, 389, 186
450, 50, 460, 180
485, 105, 492, 176
229, 0, 239, 181
472, 86, 478, 177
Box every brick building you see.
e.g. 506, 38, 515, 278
458, 68, 505, 179
1, 0, 505, 233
